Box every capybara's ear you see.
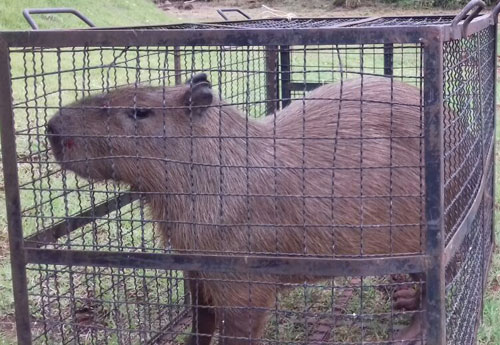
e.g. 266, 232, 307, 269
183, 78, 213, 116
185, 72, 209, 86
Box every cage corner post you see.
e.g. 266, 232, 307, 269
422, 29, 446, 345
0, 37, 33, 345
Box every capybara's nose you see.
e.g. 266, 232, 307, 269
46, 121, 57, 135
46, 120, 61, 148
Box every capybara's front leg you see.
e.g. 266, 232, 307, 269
393, 313, 422, 345
185, 273, 216, 345
218, 309, 269, 345
393, 273, 424, 345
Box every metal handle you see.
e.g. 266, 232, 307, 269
216, 8, 251, 21
489, 1, 500, 24
23, 8, 95, 30
451, 0, 485, 38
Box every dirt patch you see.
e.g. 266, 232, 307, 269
158, 0, 455, 23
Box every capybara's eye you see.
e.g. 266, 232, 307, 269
129, 108, 153, 120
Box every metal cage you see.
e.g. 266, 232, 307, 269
0, 2, 497, 345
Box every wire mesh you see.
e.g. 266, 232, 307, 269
26, 266, 424, 345
13, 44, 426, 257
122, 16, 460, 31
7, 41, 429, 344
445, 201, 484, 345
443, 25, 496, 345
442, 26, 495, 243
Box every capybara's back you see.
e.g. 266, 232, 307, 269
181, 76, 424, 258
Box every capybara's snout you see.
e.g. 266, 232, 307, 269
46, 117, 63, 156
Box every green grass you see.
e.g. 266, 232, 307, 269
0, 0, 176, 31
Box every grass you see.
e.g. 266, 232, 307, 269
0, 0, 499, 344
0, 0, 177, 30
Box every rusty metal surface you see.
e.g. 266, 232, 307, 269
422, 32, 446, 345
25, 249, 428, 277
0, 39, 33, 345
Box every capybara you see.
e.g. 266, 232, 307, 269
47, 73, 424, 344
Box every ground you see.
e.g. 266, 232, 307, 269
0, 0, 499, 344
161, 0, 454, 22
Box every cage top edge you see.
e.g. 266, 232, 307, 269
0, 13, 493, 48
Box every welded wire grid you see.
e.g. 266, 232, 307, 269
445, 201, 485, 345
6, 40, 431, 344
442, 26, 495, 243
14, 44, 425, 256
136, 16, 458, 31
13, 45, 269, 252
444, 26, 495, 345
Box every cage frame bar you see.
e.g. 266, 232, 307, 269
422, 31, 446, 345
0, 38, 33, 345
0, 14, 491, 48
25, 248, 427, 277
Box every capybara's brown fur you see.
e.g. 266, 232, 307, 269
47, 74, 424, 345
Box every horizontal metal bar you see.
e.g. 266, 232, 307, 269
25, 248, 428, 277
24, 193, 139, 248
0, 25, 443, 48
444, 139, 494, 265
287, 82, 323, 92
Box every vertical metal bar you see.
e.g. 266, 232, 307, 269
279, 45, 291, 108
174, 46, 182, 85
384, 43, 394, 76
0, 39, 33, 345
475, 28, 486, 322
490, 24, 497, 249
423, 32, 446, 345
265, 46, 278, 115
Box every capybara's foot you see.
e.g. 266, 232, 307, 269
393, 287, 420, 311
391, 274, 421, 311
392, 314, 422, 345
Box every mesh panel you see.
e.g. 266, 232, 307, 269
9, 41, 427, 344
27, 268, 422, 345
27, 264, 187, 344
14, 44, 425, 256
118, 16, 459, 30
442, 27, 495, 243
443, 27, 495, 345
445, 201, 484, 345
483, 150, 494, 274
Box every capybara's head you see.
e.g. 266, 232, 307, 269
46, 73, 214, 182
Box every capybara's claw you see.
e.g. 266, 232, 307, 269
394, 296, 419, 311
